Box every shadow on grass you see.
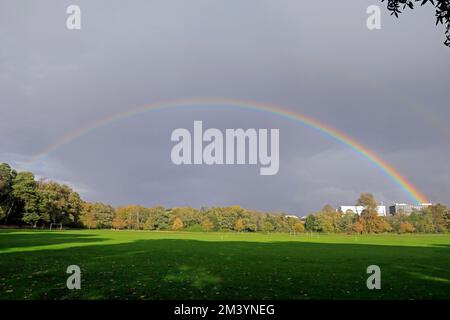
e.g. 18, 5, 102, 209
0, 234, 449, 300
0, 231, 105, 251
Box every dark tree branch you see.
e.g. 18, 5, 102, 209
381, 0, 450, 47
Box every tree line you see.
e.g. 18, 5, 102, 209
1, 163, 448, 233
0, 163, 302, 232
0, 163, 82, 227
306, 193, 449, 234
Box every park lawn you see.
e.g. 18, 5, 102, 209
0, 229, 449, 300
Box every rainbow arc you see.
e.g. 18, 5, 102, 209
31, 99, 428, 204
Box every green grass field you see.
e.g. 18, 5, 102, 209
0, 229, 449, 300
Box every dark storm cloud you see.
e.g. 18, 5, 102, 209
1, 0, 449, 214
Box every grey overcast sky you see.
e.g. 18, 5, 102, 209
1, 0, 449, 215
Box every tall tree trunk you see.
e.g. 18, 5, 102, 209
4, 200, 14, 225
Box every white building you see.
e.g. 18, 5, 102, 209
389, 203, 432, 215
338, 205, 387, 217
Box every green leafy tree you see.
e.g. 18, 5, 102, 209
423, 204, 449, 232
170, 207, 201, 229
339, 211, 356, 233
388, 211, 409, 233
261, 221, 274, 233
0, 163, 17, 223
409, 210, 435, 233
12, 172, 41, 226
38, 180, 82, 225
148, 206, 170, 230
315, 212, 335, 233
305, 215, 319, 232
91, 202, 115, 229
214, 206, 239, 231
241, 210, 258, 232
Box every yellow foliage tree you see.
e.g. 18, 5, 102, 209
143, 218, 154, 230
399, 221, 415, 233
80, 202, 97, 229
112, 216, 126, 229
352, 220, 364, 234
234, 219, 245, 232
172, 217, 183, 231
293, 222, 305, 233
202, 218, 214, 232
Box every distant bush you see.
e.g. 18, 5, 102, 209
184, 224, 204, 232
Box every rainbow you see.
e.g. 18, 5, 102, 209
31, 98, 428, 204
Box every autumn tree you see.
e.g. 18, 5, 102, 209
3, 162, 450, 235
234, 219, 245, 232
352, 220, 365, 234
115, 206, 130, 229
399, 221, 415, 233
322, 204, 335, 213
356, 193, 389, 233
293, 222, 305, 233
202, 218, 214, 232
143, 218, 154, 230
356, 193, 378, 210
172, 217, 184, 231
120, 205, 148, 230
112, 212, 127, 229
80, 202, 97, 229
